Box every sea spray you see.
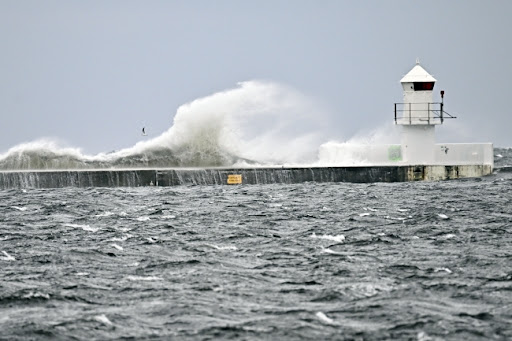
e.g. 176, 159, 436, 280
317, 124, 401, 166
0, 81, 328, 170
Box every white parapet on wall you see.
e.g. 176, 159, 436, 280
317, 142, 402, 166
318, 141, 494, 168
434, 143, 494, 166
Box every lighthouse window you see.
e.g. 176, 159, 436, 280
413, 82, 435, 91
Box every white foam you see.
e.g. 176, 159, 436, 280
22, 291, 50, 299
94, 211, 114, 217
136, 216, 151, 222
111, 244, 123, 251
110, 234, 132, 242
64, 223, 99, 232
11, 206, 27, 211
434, 267, 452, 274
2, 251, 15, 261
417, 331, 433, 341
209, 244, 238, 251
437, 214, 449, 220
76, 272, 89, 276
311, 233, 345, 243
93, 314, 113, 326
359, 212, 371, 217
110, 237, 125, 242
385, 216, 407, 221
321, 248, 344, 255
126, 275, 163, 281
316, 311, 335, 325
162, 215, 176, 219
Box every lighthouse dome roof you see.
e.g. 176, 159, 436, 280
400, 63, 437, 83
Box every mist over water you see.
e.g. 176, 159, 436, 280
0, 81, 332, 170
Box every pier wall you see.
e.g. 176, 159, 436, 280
0, 164, 493, 189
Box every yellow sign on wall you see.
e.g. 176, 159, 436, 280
227, 174, 242, 185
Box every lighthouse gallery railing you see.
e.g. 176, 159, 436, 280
394, 102, 456, 125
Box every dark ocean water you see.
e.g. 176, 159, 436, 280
1, 149, 511, 340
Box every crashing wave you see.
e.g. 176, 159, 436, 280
0, 81, 326, 170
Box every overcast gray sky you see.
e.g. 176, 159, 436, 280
1, 0, 511, 154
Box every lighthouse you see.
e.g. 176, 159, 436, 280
395, 60, 444, 164
319, 59, 493, 179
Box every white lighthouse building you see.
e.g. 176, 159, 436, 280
397, 60, 439, 164
318, 60, 494, 180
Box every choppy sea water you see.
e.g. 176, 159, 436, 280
1, 150, 512, 340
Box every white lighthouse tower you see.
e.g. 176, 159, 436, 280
396, 60, 441, 164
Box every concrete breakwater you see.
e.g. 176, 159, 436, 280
0, 164, 493, 189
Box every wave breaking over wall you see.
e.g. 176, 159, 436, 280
0, 81, 329, 170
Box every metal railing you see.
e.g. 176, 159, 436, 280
394, 102, 456, 125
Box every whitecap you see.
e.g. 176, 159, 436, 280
316, 311, 335, 325
94, 211, 114, 217
2, 251, 15, 261
22, 291, 50, 299
126, 275, 163, 281
437, 214, 449, 220
110, 237, 125, 242
64, 223, 99, 232
417, 331, 433, 341
321, 248, 344, 255
311, 233, 345, 243
434, 267, 452, 274
93, 314, 113, 326
209, 244, 238, 251
146, 237, 157, 243
443, 234, 456, 239
110, 234, 133, 242
11, 206, 27, 211
76, 272, 89, 276
385, 215, 407, 221
359, 212, 371, 217
136, 216, 151, 222
162, 215, 176, 219
111, 243, 123, 251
